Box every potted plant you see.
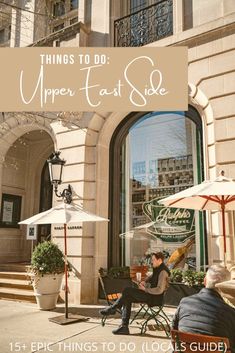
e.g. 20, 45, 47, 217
130, 250, 151, 281
108, 266, 130, 279
29, 241, 65, 310
194, 271, 206, 287
183, 269, 196, 287
170, 269, 183, 284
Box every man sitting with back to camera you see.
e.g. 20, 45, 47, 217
100, 251, 170, 335
172, 265, 235, 352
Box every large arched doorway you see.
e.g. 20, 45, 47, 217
109, 107, 207, 271
0, 129, 54, 263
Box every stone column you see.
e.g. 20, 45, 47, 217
173, 0, 183, 35
87, 0, 110, 47
50, 122, 97, 304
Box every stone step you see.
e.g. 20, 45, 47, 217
0, 278, 33, 290
0, 271, 29, 280
0, 263, 35, 303
0, 287, 36, 303
0, 263, 30, 272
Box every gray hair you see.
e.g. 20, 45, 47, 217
205, 265, 230, 289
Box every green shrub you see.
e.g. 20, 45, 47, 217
183, 270, 205, 287
183, 269, 196, 286
170, 268, 206, 287
194, 271, 206, 286
31, 241, 65, 275
108, 266, 130, 279
170, 269, 183, 283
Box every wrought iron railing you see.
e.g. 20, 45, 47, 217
114, 0, 173, 47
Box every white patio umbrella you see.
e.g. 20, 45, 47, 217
19, 202, 108, 324
134, 221, 156, 230
119, 221, 156, 239
159, 171, 235, 265
19, 203, 108, 225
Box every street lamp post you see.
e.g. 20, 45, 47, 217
47, 151, 72, 204
47, 151, 71, 322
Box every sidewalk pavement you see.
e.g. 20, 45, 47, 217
0, 300, 176, 353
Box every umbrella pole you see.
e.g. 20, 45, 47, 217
221, 201, 227, 267
49, 221, 87, 325
64, 223, 69, 319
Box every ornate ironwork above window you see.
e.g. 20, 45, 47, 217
114, 0, 173, 47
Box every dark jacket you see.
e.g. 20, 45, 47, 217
172, 288, 235, 353
145, 263, 170, 305
147, 262, 171, 289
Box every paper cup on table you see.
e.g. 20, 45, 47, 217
136, 272, 142, 283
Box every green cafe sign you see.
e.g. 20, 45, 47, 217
143, 197, 195, 243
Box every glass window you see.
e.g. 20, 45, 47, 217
53, 1, 65, 17
110, 110, 205, 271
183, 0, 193, 30
70, 0, 78, 11
130, 1, 163, 14
130, 0, 147, 13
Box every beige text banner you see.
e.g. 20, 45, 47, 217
0, 47, 188, 112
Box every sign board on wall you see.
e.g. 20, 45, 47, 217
0, 194, 22, 228
26, 225, 37, 240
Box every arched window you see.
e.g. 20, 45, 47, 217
109, 107, 207, 271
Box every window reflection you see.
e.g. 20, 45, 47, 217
120, 112, 202, 270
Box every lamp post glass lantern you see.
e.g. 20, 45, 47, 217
47, 151, 72, 204
48, 151, 65, 185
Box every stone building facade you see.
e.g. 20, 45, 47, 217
0, 0, 235, 304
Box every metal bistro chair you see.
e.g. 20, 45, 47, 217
98, 273, 122, 326
139, 303, 171, 337
99, 273, 170, 335
130, 293, 171, 337
130, 303, 150, 324
171, 329, 231, 353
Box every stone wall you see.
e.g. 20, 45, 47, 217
0, 116, 54, 263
